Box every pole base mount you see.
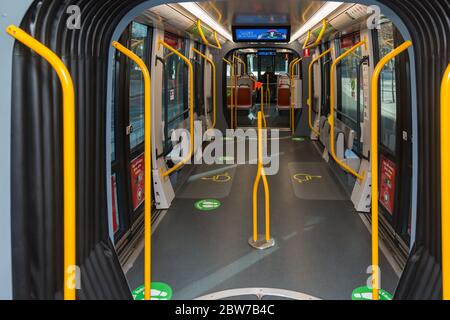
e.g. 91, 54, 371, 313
248, 235, 276, 250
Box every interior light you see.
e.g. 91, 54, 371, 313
179, 2, 234, 42
289, 1, 344, 44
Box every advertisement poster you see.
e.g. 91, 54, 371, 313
380, 156, 396, 215
130, 154, 145, 211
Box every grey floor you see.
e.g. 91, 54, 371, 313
126, 138, 400, 300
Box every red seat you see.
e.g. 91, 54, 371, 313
277, 85, 291, 110
236, 86, 252, 109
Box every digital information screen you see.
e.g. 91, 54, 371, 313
233, 27, 290, 42
257, 51, 276, 56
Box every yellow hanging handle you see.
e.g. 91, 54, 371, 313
330, 40, 367, 181
308, 48, 332, 137
112, 41, 153, 301
291, 58, 302, 135
302, 30, 312, 50
6, 25, 77, 301
442, 63, 450, 300
158, 38, 195, 177
252, 111, 271, 242
371, 40, 412, 300
197, 19, 222, 49
192, 48, 217, 129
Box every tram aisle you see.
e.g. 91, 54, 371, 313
126, 138, 399, 300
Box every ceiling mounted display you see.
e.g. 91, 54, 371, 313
233, 26, 291, 43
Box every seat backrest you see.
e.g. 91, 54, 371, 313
277, 85, 291, 107
237, 86, 252, 108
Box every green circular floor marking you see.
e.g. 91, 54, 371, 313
195, 199, 222, 211
292, 137, 306, 142
132, 282, 173, 301
352, 286, 393, 301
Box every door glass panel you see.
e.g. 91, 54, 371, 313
129, 22, 148, 150
339, 32, 362, 131
162, 33, 187, 148
247, 53, 258, 77
378, 22, 397, 154
275, 53, 289, 75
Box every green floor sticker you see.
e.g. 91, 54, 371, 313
217, 156, 235, 162
352, 286, 393, 301
292, 137, 306, 142
195, 199, 222, 211
132, 282, 173, 300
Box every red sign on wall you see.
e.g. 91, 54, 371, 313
130, 154, 145, 211
380, 156, 397, 215
303, 48, 311, 58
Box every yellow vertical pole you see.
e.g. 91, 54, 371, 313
371, 40, 412, 300
441, 63, 450, 300
112, 41, 152, 300
6, 25, 77, 300
291, 58, 302, 135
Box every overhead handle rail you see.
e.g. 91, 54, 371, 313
442, 63, 450, 300
112, 41, 153, 301
303, 19, 327, 49
197, 19, 222, 50
158, 38, 195, 177
291, 58, 303, 135
249, 111, 273, 250
7, 25, 77, 300
223, 58, 236, 129
192, 48, 217, 129
308, 48, 332, 137
330, 39, 367, 181
370, 40, 412, 300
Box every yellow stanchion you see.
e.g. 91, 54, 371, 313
158, 38, 195, 177
442, 63, 450, 300
330, 40, 366, 181
223, 58, 235, 129
233, 55, 247, 75
112, 41, 152, 301
197, 19, 222, 49
370, 40, 412, 300
249, 112, 273, 250
192, 48, 217, 129
291, 58, 302, 135
6, 25, 77, 300
308, 49, 332, 137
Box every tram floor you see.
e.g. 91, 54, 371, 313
126, 138, 400, 300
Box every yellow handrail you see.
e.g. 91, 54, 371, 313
371, 40, 412, 300
442, 63, 450, 300
158, 38, 195, 177
252, 111, 271, 242
233, 55, 247, 75
112, 41, 153, 300
304, 19, 327, 49
330, 40, 366, 181
289, 58, 300, 77
7, 25, 77, 300
223, 58, 236, 129
308, 48, 332, 137
197, 19, 222, 49
291, 58, 303, 135
192, 48, 217, 129
302, 30, 312, 50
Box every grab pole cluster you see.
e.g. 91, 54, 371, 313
249, 112, 274, 250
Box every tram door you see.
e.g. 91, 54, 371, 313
111, 21, 153, 242
374, 22, 412, 246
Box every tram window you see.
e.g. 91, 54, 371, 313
247, 53, 258, 77
378, 22, 397, 154
275, 53, 289, 75
194, 42, 205, 116
162, 33, 188, 146
338, 32, 363, 133
260, 54, 274, 75
129, 22, 149, 150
